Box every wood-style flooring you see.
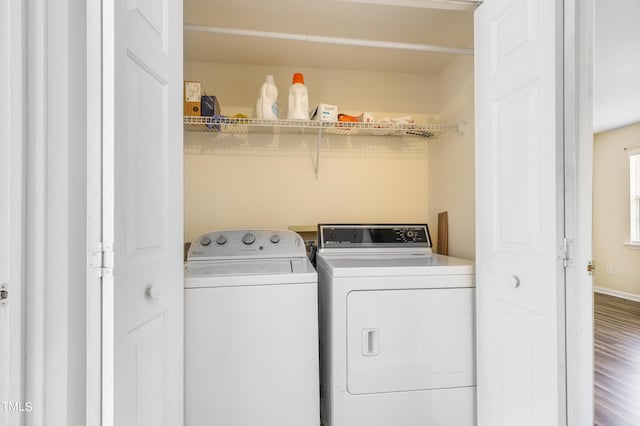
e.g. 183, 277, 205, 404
594, 292, 640, 426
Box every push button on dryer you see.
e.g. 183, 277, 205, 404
270, 234, 281, 244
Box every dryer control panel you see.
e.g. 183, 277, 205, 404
187, 229, 306, 261
318, 224, 432, 249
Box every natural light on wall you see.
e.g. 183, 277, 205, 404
630, 149, 640, 243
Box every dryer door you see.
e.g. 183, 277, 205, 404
347, 288, 476, 394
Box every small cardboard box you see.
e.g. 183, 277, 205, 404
184, 81, 201, 116
358, 112, 374, 123
310, 103, 338, 122
201, 95, 221, 117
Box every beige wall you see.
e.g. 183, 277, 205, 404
593, 122, 640, 296
427, 55, 475, 260
184, 62, 441, 242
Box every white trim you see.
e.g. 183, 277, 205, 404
25, 0, 48, 423
86, 0, 103, 423
623, 242, 640, 249
46, 0, 73, 422
594, 286, 640, 304
22, 1, 89, 424
1, 0, 26, 424
66, 1, 88, 425
183, 24, 474, 56
563, 0, 595, 425
335, 0, 481, 12
626, 146, 640, 155
101, 0, 115, 424
629, 149, 640, 243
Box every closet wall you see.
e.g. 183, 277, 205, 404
427, 55, 475, 260
183, 62, 444, 243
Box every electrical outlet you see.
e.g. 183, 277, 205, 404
606, 265, 614, 275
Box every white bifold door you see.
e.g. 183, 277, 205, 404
475, 0, 567, 425
100, 0, 184, 424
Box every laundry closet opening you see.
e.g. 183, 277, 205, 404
182, 0, 476, 260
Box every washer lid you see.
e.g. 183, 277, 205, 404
185, 258, 304, 277
184, 257, 317, 289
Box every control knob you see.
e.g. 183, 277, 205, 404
270, 234, 281, 244
200, 236, 212, 246
403, 230, 416, 241
215, 235, 227, 245
242, 232, 256, 245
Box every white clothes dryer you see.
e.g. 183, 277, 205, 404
316, 224, 476, 426
184, 229, 320, 426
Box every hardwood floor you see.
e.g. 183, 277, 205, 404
594, 292, 640, 426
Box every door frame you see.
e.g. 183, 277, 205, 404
1, 0, 25, 424
563, 0, 594, 424
86, 0, 105, 424
10, 0, 90, 425
78, 0, 595, 425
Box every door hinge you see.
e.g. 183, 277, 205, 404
561, 238, 574, 268
89, 242, 114, 277
0, 283, 8, 307
587, 260, 595, 275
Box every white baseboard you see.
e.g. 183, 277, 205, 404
594, 286, 640, 303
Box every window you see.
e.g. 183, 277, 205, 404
630, 150, 640, 243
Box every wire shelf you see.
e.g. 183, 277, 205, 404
183, 116, 460, 139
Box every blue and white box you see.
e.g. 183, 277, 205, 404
310, 103, 338, 122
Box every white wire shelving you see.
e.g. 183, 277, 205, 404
183, 116, 464, 177
183, 116, 462, 139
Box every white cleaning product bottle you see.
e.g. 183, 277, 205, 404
287, 73, 309, 120
255, 74, 279, 120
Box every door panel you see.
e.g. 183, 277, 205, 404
495, 82, 540, 252
347, 288, 475, 394
475, 0, 566, 425
129, 313, 167, 426
492, 0, 538, 70
109, 0, 183, 424
496, 301, 540, 424
124, 56, 166, 257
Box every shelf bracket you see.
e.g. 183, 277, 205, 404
315, 130, 322, 178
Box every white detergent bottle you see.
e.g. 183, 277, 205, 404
255, 74, 279, 120
287, 72, 310, 120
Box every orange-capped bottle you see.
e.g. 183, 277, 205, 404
287, 72, 309, 120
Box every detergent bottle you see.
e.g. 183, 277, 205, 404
255, 74, 279, 120
287, 73, 309, 120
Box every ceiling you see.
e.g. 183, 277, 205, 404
594, 0, 640, 133
183, 0, 474, 74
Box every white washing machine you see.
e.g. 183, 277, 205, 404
184, 229, 320, 426
316, 224, 476, 426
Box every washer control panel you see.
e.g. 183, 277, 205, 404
187, 229, 306, 260
318, 224, 432, 249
